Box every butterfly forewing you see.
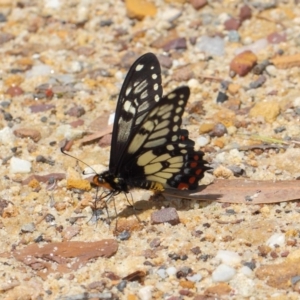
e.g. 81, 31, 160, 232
110, 53, 163, 174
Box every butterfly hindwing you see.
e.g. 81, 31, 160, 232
110, 53, 163, 174
119, 87, 208, 190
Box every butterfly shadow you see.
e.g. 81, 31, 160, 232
117, 184, 222, 218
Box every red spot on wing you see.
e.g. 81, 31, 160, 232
189, 176, 196, 184
190, 162, 197, 168
193, 154, 199, 161
178, 182, 189, 190
195, 168, 203, 175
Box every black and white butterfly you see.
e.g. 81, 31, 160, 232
92, 53, 209, 196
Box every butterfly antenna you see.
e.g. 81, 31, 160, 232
60, 141, 98, 175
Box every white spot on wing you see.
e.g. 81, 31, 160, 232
168, 156, 183, 164
134, 80, 148, 94
145, 163, 162, 174
126, 86, 132, 96
124, 100, 136, 115
146, 175, 168, 183
155, 120, 169, 130
136, 63, 144, 71
144, 138, 167, 148
153, 172, 173, 179
137, 151, 156, 166
149, 128, 169, 140
140, 90, 148, 99
168, 93, 176, 99
152, 153, 171, 163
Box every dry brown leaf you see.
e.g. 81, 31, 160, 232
164, 179, 300, 204
80, 125, 113, 144
13, 239, 118, 279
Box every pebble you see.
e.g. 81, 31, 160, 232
187, 273, 202, 282
0, 12, 7, 22
224, 18, 241, 31
210, 123, 227, 137
10, 157, 32, 173
157, 268, 167, 279
190, 0, 207, 10
151, 207, 180, 226
249, 101, 280, 123
235, 38, 268, 55
294, 97, 300, 107
265, 65, 277, 77
44, 0, 61, 9
230, 50, 257, 76
267, 32, 286, 44
196, 35, 225, 56
216, 91, 228, 103
266, 233, 285, 248
160, 7, 181, 22
166, 266, 177, 276
138, 286, 153, 300
0, 32, 14, 45
26, 64, 52, 78
228, 30, 240, 42
212, 264, 236, 282
239, 4, 252, 21
13, 128, 41, 142
239, 266, 253, 277
125, 0, 157, 19
6, 86, 24, 97
163, 37, 187, 52
21, 222, 36, 233
196, 136, 209, 147
249, 75, 267, 89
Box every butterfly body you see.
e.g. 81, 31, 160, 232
93, 53, 209, 195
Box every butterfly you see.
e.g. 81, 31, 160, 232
92, 53, 209, 198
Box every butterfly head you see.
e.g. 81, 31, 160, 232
93, 171, 128, 192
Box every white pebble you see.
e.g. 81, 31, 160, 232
70, 61, 83, 73
108, 113, 115, 125
216, 250, 241, 266
138, 286, 153, 300
239, 266, 253, 277
196, 136, 209, 147
10, 157, 31, 174
293, 97, 300, 107
26, 64, 53, 78
187, 78, 200, 89
266, 233, 285, 248
55, 125, 83, 140
156, 268, 167, 279
235, 38, 268, 55
166, 266, 177, 276
44, 0, 61, 9
0, 127, 14, 145
212, 264, 236, 282
266, 65, 277, 77
187, 273, 202, 282
115, 70, 123, 81
196, 36, 225, 56
160, 8, 181, 22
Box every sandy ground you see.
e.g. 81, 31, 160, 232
0, 0, 300, 299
